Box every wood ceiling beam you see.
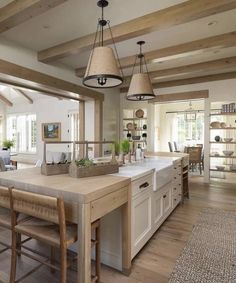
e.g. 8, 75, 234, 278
0, 59, 104, 101
76, 32, 236, 77
155, 71, 236, 88
120, 71, 236, 92
0, 92, 13, 107
0, 0, 67, 33
0, 79, 81, 102
38, 0, 236, 63
13, 88, 33, 104
123, 56, 236, 83
149, 90, 209, 103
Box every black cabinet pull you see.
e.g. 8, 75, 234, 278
163, 195, 167, 199
174, 187, 176, 190
139, 182, 149, 189
174, 198, 176, 201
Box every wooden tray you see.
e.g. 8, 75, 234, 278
69, 162, 119, 178
41, 163, 70, 176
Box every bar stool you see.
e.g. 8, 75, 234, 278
0, 186, 32, 264
0, 186, 12, 254
9, 188, 101, 283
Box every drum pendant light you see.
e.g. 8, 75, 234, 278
127, 41, 155, 101
83, 0, 123, 88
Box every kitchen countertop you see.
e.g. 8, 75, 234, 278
0, 156, 183, 202
112, 156, 181, 181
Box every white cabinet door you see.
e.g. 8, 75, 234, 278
132, 190, 152, 258
152, 191, 163, 230
162, 185, 172, 216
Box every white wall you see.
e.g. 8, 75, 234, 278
6, 97, 79, 163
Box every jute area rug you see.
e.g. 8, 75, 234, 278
169, 208, 236, 283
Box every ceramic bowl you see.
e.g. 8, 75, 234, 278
216, 165, 225, 171
126, 122, 133, 130
210, 121, 221, 128
223, 138, 233, 142
220, 122, 227, 128
223, 150, 234, 156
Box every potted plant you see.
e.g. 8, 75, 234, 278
121, 139, 131, 163
2, 139, 14, 150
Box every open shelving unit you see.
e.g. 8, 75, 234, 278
122, 109, 148, 152
209, 106, 236, 178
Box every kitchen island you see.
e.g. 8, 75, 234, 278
0, 167, 131, 283
0, 154, 189, 282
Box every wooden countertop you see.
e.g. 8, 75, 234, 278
0, 167, 130, 203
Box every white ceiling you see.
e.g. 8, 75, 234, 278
1, 0, 186, 51
0, 0, 236, 79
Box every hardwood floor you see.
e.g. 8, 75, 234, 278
1, 177, 236, 283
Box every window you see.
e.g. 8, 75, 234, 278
69, 111, 79, 141
172, 112, 204, 146
6, 114, 37, 153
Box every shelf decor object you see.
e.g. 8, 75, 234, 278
83, 0, 123, 88
41, 141, 74, 176
69, 141, 119, 178
135, 109, 144, 118
210, 121, 221, 128
126, 41, 155, 101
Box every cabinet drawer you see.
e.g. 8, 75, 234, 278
172, 194, 181, 208
173, 173, 182, 183
162, 186, 172, 216
132, 174, 153, 197
172, 184, 181, 196
173, 166, 182, 176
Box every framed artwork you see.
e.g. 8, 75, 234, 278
42, 122, 61, 142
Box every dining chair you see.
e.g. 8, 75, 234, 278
173, 142, 180, 153
186, 146, 203, 174
9, 188, 101, 283
168, 142, 173, 152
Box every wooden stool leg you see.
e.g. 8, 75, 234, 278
95, 222, 101, 283
50, 246, 56, 274
16, 233, 21, 256
60, 246, 67, 283
10, 231, 17, 283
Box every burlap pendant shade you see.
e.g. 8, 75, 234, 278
127, 73, 155, 101
83, 46, 123, 88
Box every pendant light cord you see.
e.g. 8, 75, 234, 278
101, 5, 104, 46
108, 21, 124, 78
